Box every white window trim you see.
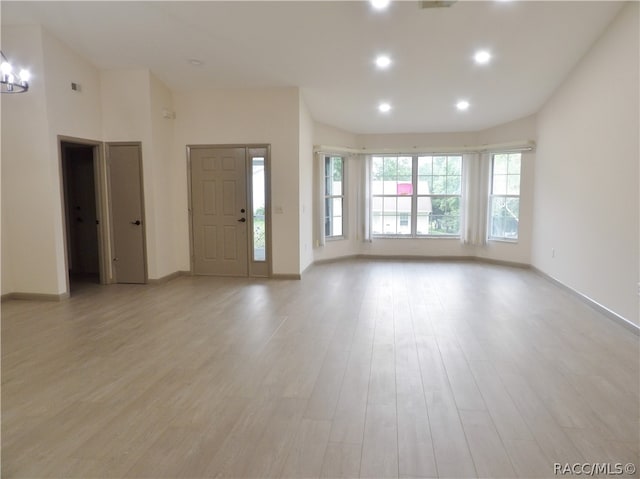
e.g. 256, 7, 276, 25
318, 153, 347, 244
370, 154, 464, 239
487, 151, 522, 243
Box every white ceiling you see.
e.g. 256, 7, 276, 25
2, 1, 624, 134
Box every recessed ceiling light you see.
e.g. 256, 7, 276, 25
371, 0, 391, 10
378, 102, 392, 113
456, 100, 470, 111
375, 55, 392, 69
474, 50, 492, 65
188, 59, 204, 66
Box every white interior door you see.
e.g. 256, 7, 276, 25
108, 143, 147, 284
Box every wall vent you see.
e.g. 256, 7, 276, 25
419, 1, 457, 8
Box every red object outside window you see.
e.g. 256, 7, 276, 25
397, 183, 413, 195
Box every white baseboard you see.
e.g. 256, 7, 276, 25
531, 266, 639, 336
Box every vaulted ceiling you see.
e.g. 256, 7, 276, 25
2, 1, 624, 133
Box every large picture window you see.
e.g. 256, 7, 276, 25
371, 155, 462, 237
489, 152, 521, 240
324, 155, 344, 238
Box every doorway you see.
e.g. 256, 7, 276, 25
188, 145, 271, 277
60, 139, 105, 292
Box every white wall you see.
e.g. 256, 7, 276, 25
100, 70, 151, 142
298, 93, 314, 273
1, 26, 56, 295
149, 73, 176, 279
478, 114, 537, 146
172, 87, 301, 276
358, 130, 479, 150
314, 121, 359, 149
533, 3, 639, 324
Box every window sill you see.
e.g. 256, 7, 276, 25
372, 235, 461, 240
488, 238, 519, 244
326, 235, 347, 242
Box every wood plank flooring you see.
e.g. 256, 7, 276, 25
2, 259, 639, 478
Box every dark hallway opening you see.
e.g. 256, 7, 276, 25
61, 142, 100, 290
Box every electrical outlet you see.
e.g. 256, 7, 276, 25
551, 248, 555, 258
637, 282, 640, 297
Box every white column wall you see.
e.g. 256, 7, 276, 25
1, 26, 57, 295
299, 92, 314, 273
149, 73, 176, 279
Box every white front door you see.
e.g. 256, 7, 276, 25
190, 147, 249, 276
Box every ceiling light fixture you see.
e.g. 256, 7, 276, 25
474, 50, 492, 65
378, 102, 392, 113
1, 51, 30, 93
456, 100, 470, 111
375, 55, 392, 69
370, 0, 391, 10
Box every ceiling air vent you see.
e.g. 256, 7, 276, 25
419, 1, 457, 8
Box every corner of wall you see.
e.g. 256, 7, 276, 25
298, 91, 314, 273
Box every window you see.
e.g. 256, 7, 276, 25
252, 157, 266, 261
371, 155, 462, 237
417, 155, 462, 236
324, 155, 344, 238
489, 152, 521, 240
371, 156, 413, 235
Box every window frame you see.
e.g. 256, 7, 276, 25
371, 154, 463, 238
488, 152, 522, 242
323, 154, 346, 240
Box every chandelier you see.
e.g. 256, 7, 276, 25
1, 51, 30, 93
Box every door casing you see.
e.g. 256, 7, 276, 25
58, 136, 110, 293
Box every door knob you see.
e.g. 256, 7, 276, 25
237, 218, 246, 223
131, 220, 141, 225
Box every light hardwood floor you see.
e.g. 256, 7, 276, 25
2, 259, 639, 478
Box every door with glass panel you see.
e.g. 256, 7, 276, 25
189, 145, 270, 277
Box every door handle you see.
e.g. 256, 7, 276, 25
237, 218, 246, 223
131, 220, 141, 225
